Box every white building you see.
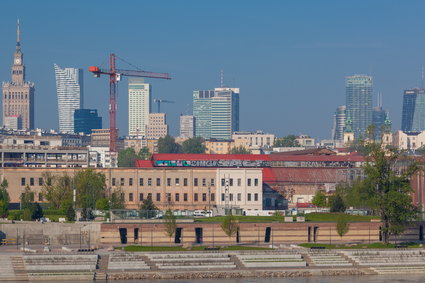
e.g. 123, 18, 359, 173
179, 115, 195, 138
54, 64, 83, 133
232, 131, 275, 149
393, 130, 425, 151
145, 113, 168, 139
89, 146, 117, 168
128, 78, 151, 137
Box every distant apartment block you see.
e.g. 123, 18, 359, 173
128, 78, 151, 137
145, 113, 168, 140
232, 131, 275, 149
204, 139, 233, 154
54, 64, 83, 133
179, 115, 195, 138
3, 115, 22, 130
74, 109, 102, 134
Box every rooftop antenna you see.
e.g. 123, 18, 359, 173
220, 69, 224, 88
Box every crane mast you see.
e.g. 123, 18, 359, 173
89, 53, 171, 154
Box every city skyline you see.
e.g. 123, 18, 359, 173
2, 1, 425, 139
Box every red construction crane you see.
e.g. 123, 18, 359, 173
89, 53, 171, 153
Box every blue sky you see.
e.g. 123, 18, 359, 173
1, 0, 425, 139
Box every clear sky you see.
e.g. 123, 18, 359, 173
1, 0, 425, 139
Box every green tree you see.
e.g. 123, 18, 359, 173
42, 173, 73, 209
20, 185, 34, 210
0, 179, 10, 218
229, 145, 251, 154
65, 205, 76, 221
110, 187, 125, 209
138, 147, 151, 160
274, 135, 300, 147
336, 215, 350, 239
96, 198, 110, 210
157, 135, 180, 153
20, 186, 43, 220
139, 197, 158, 219
312, 190, 327, 207
163, 209, 177, 242
181, 137, 206, 154
330, 194, 346, 212
360, 143, 419, 243
221, 213, 240, 240
118, 147, 139, 167
75, 169, 106, 210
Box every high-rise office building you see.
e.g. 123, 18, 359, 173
54, 64, 83, 133
401, 88, 425, 132
193, 87, 239, 140
179, 115, 195, 138
128, 78, 151, 137
372, 106, 386, 138
145, 113, 168, 139
2, 21, 35, 130
74, 109, 102, 134
332, 105, 346, 141
345, 74, 373, 139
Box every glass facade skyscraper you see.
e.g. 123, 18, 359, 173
401, 88, 425, 132
345, 74, 373, 139
74, 109, 102, 134
193, 88, 239, 140
332, 105, 346, 141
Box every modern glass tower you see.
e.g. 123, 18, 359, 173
54, 64, 83, 133
193, 88, 239, 140
345, 74, 373, 139
74, 109, 102, 134
332, 105, 346, 141
401, 88, 425, 132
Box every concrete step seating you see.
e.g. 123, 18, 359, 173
147, 253, 236, 270
308, 252, 353, 267
371, 266, 425, 274
0, 256, 16, 280
344, 250, 425, 266
23, 254, 98, 272
237, 253, 307, 268
108, 253, 150, 270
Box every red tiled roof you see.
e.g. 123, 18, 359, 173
135, 160, 153, 167
152, 153, 270, 161
269, 154, 364, 162
264, 167, 346, 184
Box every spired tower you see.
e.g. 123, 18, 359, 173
2, 20, 35, 130
381, 112, 393, 148
343, 114, 354, 144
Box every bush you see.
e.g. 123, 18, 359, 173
8, 210, 22, 221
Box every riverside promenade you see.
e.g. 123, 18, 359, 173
1, 245, 425, 281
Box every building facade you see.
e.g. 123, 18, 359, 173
179, 115, 195, 138
128, 78, 151, 137
232, 131, 275, 150
193, 88, 239, 140
332, 105, 346, 142
145, 113, 168, 139
2, 21, 35, 130
74, 109, 102, 134
401, 88, 425, 133
3, 115, 22, 130
345, 75, 373, 139
54, 64, 83, 133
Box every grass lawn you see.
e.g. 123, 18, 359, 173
195, 213, 380, 223
298, 242, 421, 249
119, 245, 272, 252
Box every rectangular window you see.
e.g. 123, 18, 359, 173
139, 193, 144, 201
175, 193, 180, 202
194, 178, 198, 186
156, 193, 161, 201
237, 193, 241, 201
247, 178, 252, 186
120, 193, 125, 201
202, 178, 206, 186
129, 178, 133, 186
167, 178, 171, 186
139, 178, 144, 186
175, 178, 180, 185
230, 193, 233, 201
21, 178, 25, 186
129, 193, 134, 202
229, 178, 233, 186
254, 193, 258, 201
148, 178, 152, 186
211, 178, 215, 186
194, 193, 198, 202
156, 178, 161, 186
120, 178, 125, 186
38, 178, 43, 186
221, 178, 225, 186
211, 193, 215, 201
237, 178, 241, 186
184, 178, 188, 186
112, 178, 116, 186
221, 193, 225, 201
30, 178, 34, 186
38, 193, 43, 202
184, 193, 188, 201
247, 193, 252, 201
167, 193, 171, 202
148, 193, 152, 200
202, 193, 207, 201
254, 178, 258, 186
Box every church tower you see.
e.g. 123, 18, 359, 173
381, 111, 393, 148
2, 20, 35, 130
343, 114, 355, 144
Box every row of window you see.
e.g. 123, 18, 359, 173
130, 192, 215, 202
221, 178, 259, 187
221, 192, 259, 202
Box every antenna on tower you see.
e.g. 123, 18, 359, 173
220, 69, 224, 87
